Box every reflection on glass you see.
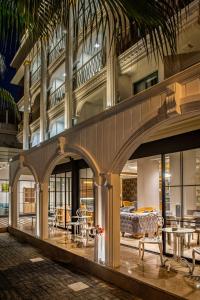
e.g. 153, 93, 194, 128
49, 172, 72, 228
79, 168, 94, 225
164, 149, 200, 260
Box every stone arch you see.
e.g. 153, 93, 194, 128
42, 144, 101, 184
31, 90, 40, 106
110, 112, 187, 174
12, 163, 39, 191
10, 163, 39, 230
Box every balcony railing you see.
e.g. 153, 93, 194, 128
49, 36, 66, 65
73, 49, 105, 90
29, 109, 40, 124
48, 82, 65, 109
31, 66, 41, 86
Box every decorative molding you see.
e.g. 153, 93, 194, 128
57, 136, 66, 154
19, 153, 25, 168
47, 99, 64, 120
73, 68, 106, 103
23, 60, 31, 66
30, 118, 40, 132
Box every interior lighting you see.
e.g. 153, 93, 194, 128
94, 43, 100, 48
165, 173, 171, 178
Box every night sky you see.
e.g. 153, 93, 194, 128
0, 40, 23, 103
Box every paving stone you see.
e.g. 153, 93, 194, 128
0, 233, 140, 300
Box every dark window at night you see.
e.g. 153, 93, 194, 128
133, 71, 158, 95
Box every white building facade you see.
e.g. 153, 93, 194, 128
9, 0, 200, 270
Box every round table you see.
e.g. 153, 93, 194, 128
162, 227, 195, 273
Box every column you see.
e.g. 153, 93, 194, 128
10, 185, 18, 228
64, 13, 73, 129
71, 159, 80, 217
40, 40, 48, 142
95, 173, 120, 268
106, 20, 117, 108
39, 182, 49, 239
23, 61, 31, 150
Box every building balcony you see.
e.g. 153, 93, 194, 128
48, 35, 66, 65
48, 82, 65, 110
73, 48, 106, 90
29, 109, 40, 124
31, 66, 41, 86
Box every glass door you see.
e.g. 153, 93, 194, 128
163, 149, 200, 260
49, 171, 72, 229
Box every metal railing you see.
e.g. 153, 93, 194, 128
49, 36, 66, 64
73, 49, 105, 89
31, 66, 41, 86
48, 82, 65, 109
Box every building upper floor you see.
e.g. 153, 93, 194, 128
10, 0, 200, 149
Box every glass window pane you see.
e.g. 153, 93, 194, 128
165, 186, 181, 220
183, 186, 200, 215
183, 148, 200, 185
165, 152, 181, 186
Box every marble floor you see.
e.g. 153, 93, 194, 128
0, 216, 8, 228
46, 230, 200, 300
10, 222, 200, 299
121, 233, 199, 259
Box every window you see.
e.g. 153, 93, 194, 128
31, 129, 40, 147
79, 168, 94, 224
133, 71, 158, 95
164, 148, 200, 258
49, 172, 72, 228
31, 53, 41, 85
0, 179, 9, 227
49, 116, 64, 138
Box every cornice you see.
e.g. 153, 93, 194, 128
73, 67, 106, 102
47, 99, 64, 120
30, 118, 40, 132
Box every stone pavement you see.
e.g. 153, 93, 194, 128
0, 233, 140, 300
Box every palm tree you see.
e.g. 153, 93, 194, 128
0, 54, 20, 120
0, 0, 190, 58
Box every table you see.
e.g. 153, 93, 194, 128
162, 227, 195, 273
71, 215, 93, 240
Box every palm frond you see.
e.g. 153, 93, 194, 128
0, 54, 5, 77
0, 0, 191, 58
0, 87, 20, 120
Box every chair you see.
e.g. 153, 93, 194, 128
48, 210, 57, 231
192, 247, 200, 274
76, 208, 95, 240
138, 213, 164, 266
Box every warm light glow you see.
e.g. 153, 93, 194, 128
94, 43, 100, 48
83, 180, 93, 185
165, 173, 171, 178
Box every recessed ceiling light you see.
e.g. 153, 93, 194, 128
63, 73, 66, 77
94, 43, 100, 48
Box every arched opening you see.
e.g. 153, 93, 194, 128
0, 163, 9, 228
118, 129, 200, 268
30, 93, 40, 123
46, 153, 96, 252
77, 87, 105, 123
16, 167, 37, 236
